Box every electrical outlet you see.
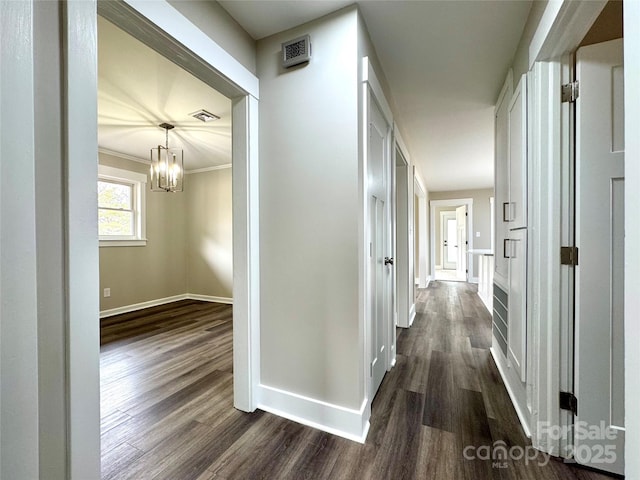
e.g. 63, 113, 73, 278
476, 231, 481, 237
104, 288, 111, 298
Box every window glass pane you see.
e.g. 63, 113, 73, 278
98, 181, 132, 209
99, 209, 133, 236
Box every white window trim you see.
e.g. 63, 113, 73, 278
98, 164, 147, 246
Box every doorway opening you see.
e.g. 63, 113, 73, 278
97, 15, 242, 475
430, 198, 473, 282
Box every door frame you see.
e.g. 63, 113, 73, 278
66, 1, 260, 475
414, 177, 428, 288
440, 210, 457, 270
362, 56, 395, 408
395, 143, 413, 328
429, 198, 474, 281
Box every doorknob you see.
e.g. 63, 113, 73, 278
384, 257, 394, 266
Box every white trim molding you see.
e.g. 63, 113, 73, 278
185, 164, 232, 174
408, 303, 416, 327
99, 148, 233, 175
258, 385, 370, 444
490, 345, 532, 438
99, 293, 234, 318
98, 147, 149, 165
188, 293, 233, 304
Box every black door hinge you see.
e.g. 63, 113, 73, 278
560, 391, 578, 415
561, 81, 579, 103
560, 246, 579, 266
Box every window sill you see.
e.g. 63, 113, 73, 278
99, 239, 147, 247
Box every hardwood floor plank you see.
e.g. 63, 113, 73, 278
372, 390, 425, 479
422, 350, 454, 432
207, 414, 309, 479
101, 410, 132, 436
414, 426, 457, 479
101, 442, 144, 480
452, 335, 482, 391
456, 388, 494, 480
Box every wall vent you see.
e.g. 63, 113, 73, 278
282, 35, 311, 68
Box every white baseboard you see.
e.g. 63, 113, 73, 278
425, 275, 431, 288
408, 304, 416, 327
469, 276, 479, 284
477, 292, 492, 313
100, 293, 233, 318
187, 293, 233, 304
257, 384, 370, 443
489, 345, 531, 438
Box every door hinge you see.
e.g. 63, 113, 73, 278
560, 246, 579, 266
560, 391, 578, 415
561, 81, 579, 103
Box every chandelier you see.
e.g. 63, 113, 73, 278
150, 123, 183, 192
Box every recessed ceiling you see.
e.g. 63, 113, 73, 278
219, 0, 532, 191
98, 16, 232, 170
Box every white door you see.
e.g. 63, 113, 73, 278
455, 205, 467, 280
442, 212, 457, 270
494, 74, 512, 286
509, 74, 528, 229
575, 38, 624, 475
507, 228, 527, 382
368, 95, 391, 399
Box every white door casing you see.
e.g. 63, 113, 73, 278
575, 38, 625, 476
367, 91, 392, 398
456, 205, 467, 280
441, 211, 457, 270
395, 146, 412, 329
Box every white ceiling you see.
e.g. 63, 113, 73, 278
219, 0, 532, 192
98, 16, 232, 171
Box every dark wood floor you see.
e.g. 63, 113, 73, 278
100, 283, 617, 480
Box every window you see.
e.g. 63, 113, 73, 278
98, 165, 147, 246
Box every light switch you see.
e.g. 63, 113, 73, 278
476, 232, 481, 237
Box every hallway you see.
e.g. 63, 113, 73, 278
100, 284, 616, 480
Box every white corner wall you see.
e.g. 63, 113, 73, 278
256, 6, 363, 435
1, 2, 41, 477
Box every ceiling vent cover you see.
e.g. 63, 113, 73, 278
282, 35, 311, 68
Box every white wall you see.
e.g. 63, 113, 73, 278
186, 167, 233, 298
257, 7, 361, 409
624, 2, 640, 477
167, 0, 256, 74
